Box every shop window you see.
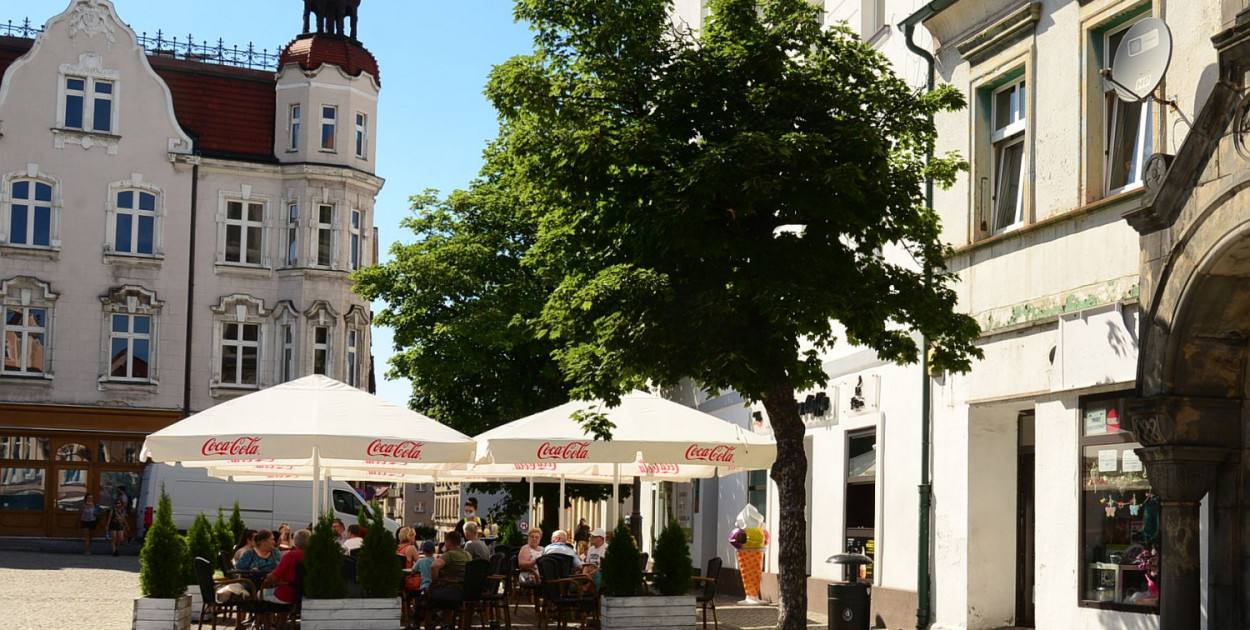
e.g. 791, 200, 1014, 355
846, 429, 877, 580
747, 469, 767, 517
0, 467, 45, 510
0, 436, 50, 461
56, 444, 91, 462
1080, 393, 1158, 610
97, 439, 140, 464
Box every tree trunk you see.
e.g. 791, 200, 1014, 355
761, 374, 808, 630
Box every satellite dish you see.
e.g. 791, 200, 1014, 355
1109, 17, 1172, 102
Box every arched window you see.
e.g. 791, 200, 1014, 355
113, 190, 157, 255
4, 179, 54, 248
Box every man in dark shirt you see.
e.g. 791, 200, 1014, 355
427, 531, 472, 626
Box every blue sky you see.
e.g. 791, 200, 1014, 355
20, 0, 536, 406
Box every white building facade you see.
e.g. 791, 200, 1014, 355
0, 0, 381, 538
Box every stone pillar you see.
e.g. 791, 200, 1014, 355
1137, 445, 1227, 630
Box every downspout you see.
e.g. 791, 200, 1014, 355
899, 4, 953, 628
182, 158, 200, 416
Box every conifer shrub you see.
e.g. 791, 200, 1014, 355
228, 501, 246, 544
185, 512, 217, 583
212, 508, 233, 555
302, 512, 346, 599
600, 519, 644, 597
499, 520, 523, 548
140, 487, 189, 598
356, 502, 401, 598
651, 518, 693, 596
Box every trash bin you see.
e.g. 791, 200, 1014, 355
826, 553, 872, 630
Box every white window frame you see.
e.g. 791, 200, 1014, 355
313, 325, 330, 376
289, 104, 302, 151
1103, 20, 1153, 196
220, 321, 261, 387
320, 105, 337, 152
107, 313, 152, 381
56, 54, 121, 136
861, 0, 884, 40
105, 177, 164, 258
217, 193, 269, 268
349, 209, 362, 270
273, 303, 299, 384
3, 306, 49, 377
345, 328, 360, 387
2, 175, 59, 249
990, 79, 1027, 235
0, 277, 57, 380
315, 204, 335, 268
99, 286, 162, 387
355, 112, 368, 159
211, 294, 270, 391
285, 202, 300, 267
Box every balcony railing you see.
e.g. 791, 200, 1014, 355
1, 18, 279, 71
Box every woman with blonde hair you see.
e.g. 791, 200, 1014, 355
276, 523, 293, 551
396, 526, 420, 569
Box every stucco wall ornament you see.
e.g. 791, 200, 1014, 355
68, 0, 116, 47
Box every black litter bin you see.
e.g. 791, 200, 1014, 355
826, 553, 872, 630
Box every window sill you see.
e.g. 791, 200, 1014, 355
957, 188, 1145, 256
214, 262, 273, 278
0, 244, 60, 261
210, 384, 261, 398
104, 253, 164, 268
1078, 601, 1157, 614
98, 378, 159, 393
865, 24, 890, 48
0, 373, 53, 386
278, 267, 349, 279
51, 127, 121, 155
318, 149, 338, 154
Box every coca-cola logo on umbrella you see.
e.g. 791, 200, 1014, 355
366, 440, 425, 460
638, 461, 680, 475
512, 463, 559, 471
536, 441, 591, 460
685, 444, 737, 463
201, 437, 262, 457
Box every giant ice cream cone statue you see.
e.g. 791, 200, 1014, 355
730, 504, 769, 605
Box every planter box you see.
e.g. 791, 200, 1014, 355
132, 595, 193, 630
301, 597, 402, 630
601, 595, 696, 630
186, 586, 202, 621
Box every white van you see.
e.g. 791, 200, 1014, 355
137, 463, 398, 538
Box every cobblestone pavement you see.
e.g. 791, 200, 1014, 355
0, 547, 141, 630
713, 595, 829, 630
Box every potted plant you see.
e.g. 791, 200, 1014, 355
134, 487, 193, 630
314, 501, 405, 626
184, 513, 218, 615
212, 508, 233, 558
298, 512, 351, 627
600, 518, 696, 629
228, 501, 246, 545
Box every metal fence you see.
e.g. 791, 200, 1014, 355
1, 18, 280, 71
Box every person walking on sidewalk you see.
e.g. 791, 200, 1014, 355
107, 498, 128, 556
79, 495, 100, 555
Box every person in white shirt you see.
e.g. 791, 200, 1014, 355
341, 524, 363, 553
583, 528, 607, 586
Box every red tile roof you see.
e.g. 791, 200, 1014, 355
0, 36, 291, 163
279, 35, 380, 87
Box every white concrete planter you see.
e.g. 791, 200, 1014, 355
132, 595, 193, 630
186, 586, 202, 621
301, 597, 402, 630
601, 595, 696, 630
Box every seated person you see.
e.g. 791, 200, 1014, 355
232, 529, 257, 565
583, 528, 607, 586
341, 524, 364, 553
518, 528, 544, 573
426, 532, 472, 626
463, 521, 490, 562
235, 529, 282, 574
413, 540, 437, 589
542, 529, 582, 571
261, 528, 309, 604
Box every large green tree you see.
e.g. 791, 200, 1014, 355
478, 0, 981, 626
354, 154, 626, 536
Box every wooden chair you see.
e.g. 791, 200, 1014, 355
481, 552, 512, 629
536, 555, 598, 630
193, 556, 251, 630
425, 559, 490, 630
217, 549, 234, 575
511, 553, 540, 614
693, 557, 723, 630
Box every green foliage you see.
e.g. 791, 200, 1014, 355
212, 508, 233, 555
185, 513, 217, 584
139, 487, 189, 598
228, 501, 246, 544
302, 512, 346, 599
498, 519, 523, 548
600, 520, 643, 597
651, 519, 693, 596
413, 524, 437, 541
355, 501, 402, 598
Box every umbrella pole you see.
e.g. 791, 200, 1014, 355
612, 463, 621, 527
559, 475, 566, 532
529, 478, 535, 531
312, 447, 321, 525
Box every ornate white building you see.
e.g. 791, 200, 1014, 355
0, 0, 381, 538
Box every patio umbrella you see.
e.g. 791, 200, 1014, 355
474, 391, 776, 528
139, 375, 476, 521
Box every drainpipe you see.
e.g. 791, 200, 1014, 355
182, 158, 200, 416
899, 4, 954, 628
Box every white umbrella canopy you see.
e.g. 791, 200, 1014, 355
474, 391, 776, 469
140, 375, 476, 466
